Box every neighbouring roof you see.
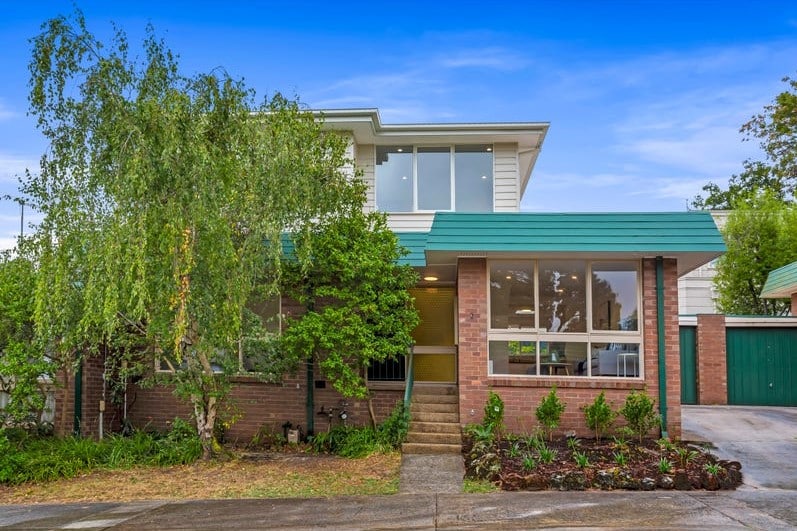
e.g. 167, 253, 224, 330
761, 261, 797, 299
421, 211, 725, 276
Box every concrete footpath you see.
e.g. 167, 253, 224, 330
3, 490, 797, 530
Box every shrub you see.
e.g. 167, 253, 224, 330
619, 391, 660, 442
583, 391, 616, 442
377, 402, 410, 449
535, 386, 566, 441
483, 390, 505, 437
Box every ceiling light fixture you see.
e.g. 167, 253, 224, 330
423, 275, 438, 282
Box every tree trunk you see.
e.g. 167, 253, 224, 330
193, 393, 218, 460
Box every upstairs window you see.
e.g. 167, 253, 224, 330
375, 145, 493, 212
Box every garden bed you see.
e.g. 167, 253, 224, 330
463, 435, 742, 491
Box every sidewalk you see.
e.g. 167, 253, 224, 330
3, 490, 797, 529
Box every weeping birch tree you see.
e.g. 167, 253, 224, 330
25, 11, 359, 457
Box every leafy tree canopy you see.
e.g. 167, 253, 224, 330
692, 76, 797, 210
279, 206, 419, 400
25, 11, 360, 456
713, 194, 797, 315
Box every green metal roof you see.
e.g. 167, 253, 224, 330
426, 212, 725, 252
422, 211, 725, 275
395, 232, 428, 266
761, 261, 797, 299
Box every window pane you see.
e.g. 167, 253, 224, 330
489, 340, 536, 375
455, 145, 493, 211
490, 261, 535, 329
539, 260, 586, 333
540, 341, 587, 377
592, 262, 639, 331
376, 146, 413, 212
591, 343, 640, 377
417, 147, 451, 210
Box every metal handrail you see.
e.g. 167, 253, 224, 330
403, 346, 415, 409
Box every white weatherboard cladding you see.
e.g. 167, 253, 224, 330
356, 144, 376, 212
493, 143, 519, 211
386, 213, 436, 233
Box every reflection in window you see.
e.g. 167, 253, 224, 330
375, 146, 413, 212
592, 263, 638, 331
455, 145, 493, 211
591, 343, 640, 377
540, 342, 587, 377
417, 147, 451, 210
539, 261, 586, 333
489, 340, 536, 375
490, 262, 535, 329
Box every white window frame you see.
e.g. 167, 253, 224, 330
487, 259, 643, 379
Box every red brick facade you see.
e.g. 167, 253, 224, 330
458, 257, 682, 439
696, 314, 727, 405
792, 293, 797, 316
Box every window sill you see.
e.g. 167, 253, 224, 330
366, 381, 406, 391
488, 375, 645, 390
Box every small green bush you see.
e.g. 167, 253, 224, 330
583, 391, 616, 442
377, 402, 410, 449
535, 386, 566, 441
619, 391, 660, 442
482, 390, 505, 437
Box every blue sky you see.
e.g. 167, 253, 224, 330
1, 1, 796, 249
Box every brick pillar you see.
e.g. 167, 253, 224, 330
791, 293, 797, 316
696, 314, 727, 405
456, 258, 489, 426
641, 258, 681, 438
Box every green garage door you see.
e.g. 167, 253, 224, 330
727, 327, 797, 406
679, 327, 697, 405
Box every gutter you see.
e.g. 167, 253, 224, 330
656, 256, 669, 439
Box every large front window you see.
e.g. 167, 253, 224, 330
488, 260, 642, 378
375, 145, 493, 212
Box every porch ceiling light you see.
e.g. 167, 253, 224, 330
514, 309, 534, 315
423, 275, 438, 281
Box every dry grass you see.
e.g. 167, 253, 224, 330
0, 452, 401, 504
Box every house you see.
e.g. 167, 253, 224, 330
677, 211, 728, 315
761, 261, 797, 315
59, 109, 726, 445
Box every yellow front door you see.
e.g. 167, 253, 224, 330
410, 287, 456, 383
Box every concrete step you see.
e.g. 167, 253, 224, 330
409, 421, 461, 434
401, 442, 462, 455
406, 431, 462, 445
410, 411, 459, 424
412, 385, 458, 397
411, 402, 458, 414
411, 393, 458, 405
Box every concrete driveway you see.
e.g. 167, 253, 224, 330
682, 405, 797, 490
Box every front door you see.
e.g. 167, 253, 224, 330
410, 287, 457, 383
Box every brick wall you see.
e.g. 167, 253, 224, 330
792, 293, 797, 316
458, 257, 682, 439
696, 314, 727, 405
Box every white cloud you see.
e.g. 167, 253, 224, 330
0, 152, 38, 182
0, 101, 16, 121
437, 47, 529, 71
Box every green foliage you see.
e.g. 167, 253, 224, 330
619, 391, 660, 443
522, 455, 537, 471
658, 457, 673, 474
0, 420, 200, 485
713, 196, 797, 315
693, 75, 797, 209
612, 451, 627, 466
535, 386, 566, 441
279, 208, 419, 400
583, 391, 616, 442
376, 402, 410, 449
573, 451, 590, 468
704, 462, 723, 475
25, 11, 360, 457
566, 437, 581, 451
463, 478, 499, 493
482, 391, 505, 436
0, 253, 53, 428
675, 447, 700, 468
537, 445, 557, 464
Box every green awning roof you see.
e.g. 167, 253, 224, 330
423, 211, 725, 275
761, 261, 797, 299
396, 232, 428, 266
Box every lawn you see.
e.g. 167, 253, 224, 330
0, 452, 401, 503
